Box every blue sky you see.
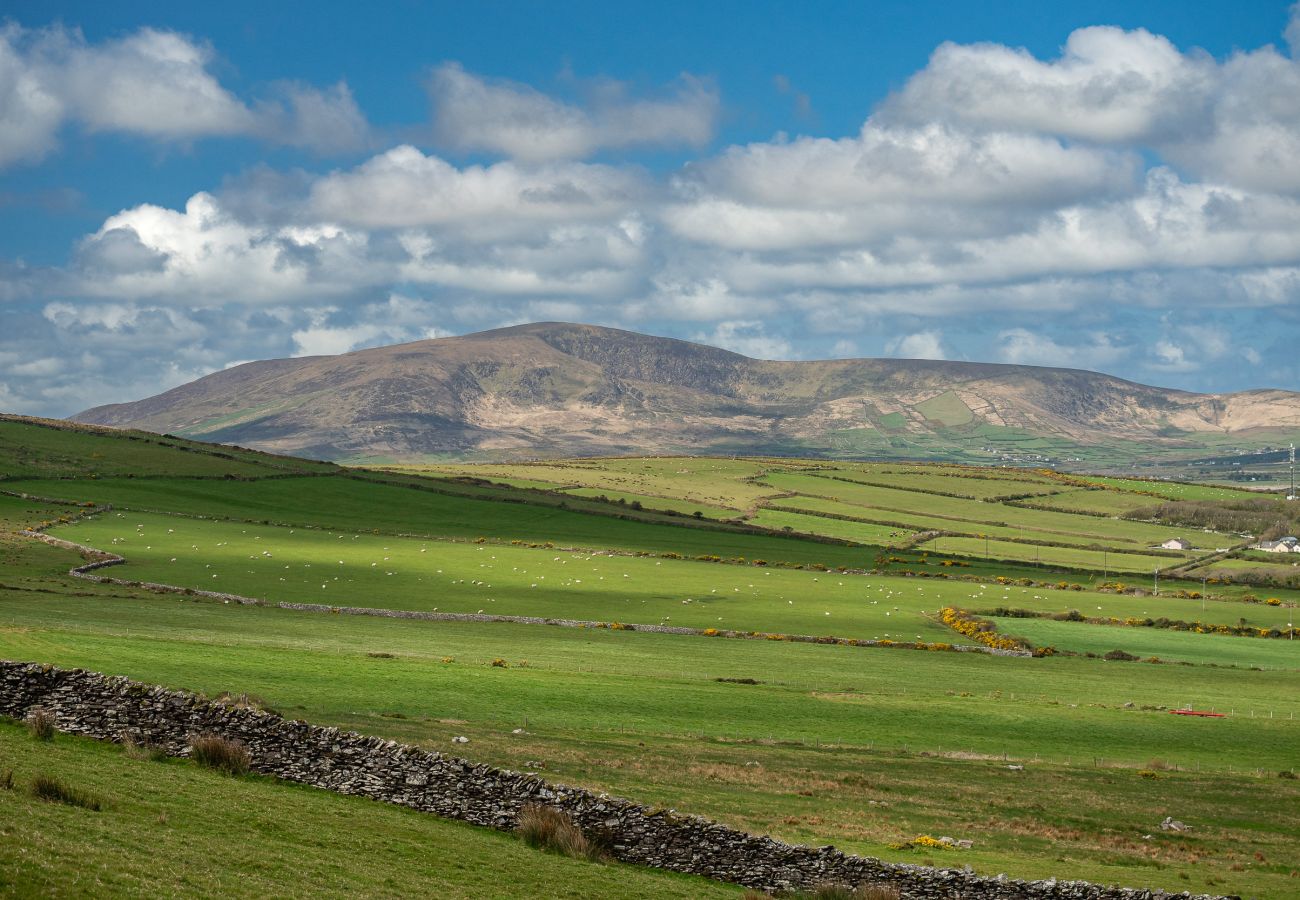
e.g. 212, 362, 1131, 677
2, 0, 1299, 416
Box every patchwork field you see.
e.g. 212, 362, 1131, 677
2, 416, 1298, 898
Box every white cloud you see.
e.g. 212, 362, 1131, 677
883, 24, 1300, 193
0, 24, 370, 167
997, 328, 1125, 370
71, 192, 372, 304
666, 123, 1138, 250
884, 27, 1207, 144
12, 16, 1300, 414
0, 26, 64, 166
50, 26, 254, 138
692, 321, 793, 360
426, 62, 718, 161
885, 331, 948, 360
253, 81, 371, 153
291, 296, 452, 356
309, 145, 645, 230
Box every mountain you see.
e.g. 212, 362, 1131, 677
72, 322, 1300, 465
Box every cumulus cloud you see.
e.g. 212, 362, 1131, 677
885, 331, 949, 360
252, 81, 372, 154
692, 320, 794, 360
70, 192, 372, 304
883, 23, 1300, 193
290, 295, 453, 356
309, 145, 645, 230
426, 62, 718, 161
996, 328, 1126, 370
666, 122, 1138, 250
0, 23, 369, 167
11, 16, 1300, 414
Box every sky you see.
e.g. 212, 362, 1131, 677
3, 1, 1300, 417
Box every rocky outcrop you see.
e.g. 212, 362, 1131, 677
0, 661, 1232, 899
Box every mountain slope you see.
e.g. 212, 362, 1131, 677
73, 322, 1300, 463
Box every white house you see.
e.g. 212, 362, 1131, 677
1160, 537, 1192, 551
1255, 536, 1299, 553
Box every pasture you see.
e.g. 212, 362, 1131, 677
2, 417, 1299, 897
0, 721, 732, 899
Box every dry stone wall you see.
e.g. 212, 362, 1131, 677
1, 661, 1231, 900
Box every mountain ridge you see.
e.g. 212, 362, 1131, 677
73, 322, 1300, 464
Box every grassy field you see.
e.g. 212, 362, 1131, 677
760, 472, 1207, 549
0, 721, 735, 899
4, 474, 881, 570
0, 416, 332, 479
3, 419, 1300, 897
2, 588, 1296, 898
917, 536, 1184, 575
988, 617, 1300, 670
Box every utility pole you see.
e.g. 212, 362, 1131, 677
1153, 568, 1159, 596
1289, 443, 1296, 501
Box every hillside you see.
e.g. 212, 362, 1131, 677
73, 322, 1300, 464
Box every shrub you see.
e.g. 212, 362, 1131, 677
30, 774, 102, 811
1, 769, 13, 791
516, 803, 602, 860
187, 734, 251, 776
26, 708, 55, 742
490, 657, 509, 668
1103, 649, 1139, 661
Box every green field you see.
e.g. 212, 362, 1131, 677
2, 416, 1299, 898
760, 472, 1209, 549
0, 721, 733, 899
918, 536, 1185, 575
988, 617, 1300, 670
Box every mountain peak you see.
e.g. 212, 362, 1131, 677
74, 322, 1300, 463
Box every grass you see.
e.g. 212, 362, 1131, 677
0, 416, 330, 479
50, 509, 1292, 641
989, 617, 1300, 669
2, 592, 1295, 776
30, 773, 104, 811
188, 734, 251, 776
52, 511, 946, 640
761, 473, 1212, 548
516, 804, 602, 860
26, 708, 55, 741
0, 720, 736, 898
4, 423, 1300, 896
918, 536, 1187, 574
6, 474, 881, 570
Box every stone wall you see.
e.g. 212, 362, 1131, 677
1, 660, 1229, 900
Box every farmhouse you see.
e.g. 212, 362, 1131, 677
1159, 537, 1191, 550
1254, 536, 1299, 553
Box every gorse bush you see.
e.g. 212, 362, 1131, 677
27, 708, 55, 742
188, 733, 251, 776
516, 803, 603, 861
30, 773, 102, 811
